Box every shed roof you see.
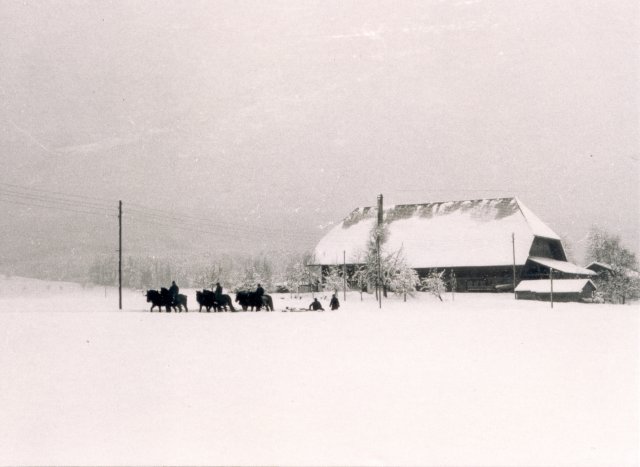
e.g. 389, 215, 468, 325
313, 197, 562, 268
528, 257, 597, 276
584, 262, 640, 278
584, 261, 613, 271
515, 279, 596, 293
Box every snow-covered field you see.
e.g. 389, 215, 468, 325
0, 276, 637, 466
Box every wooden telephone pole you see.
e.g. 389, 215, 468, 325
512, 232, 517, 299
550, 267, 554, 309
343, 250, 346, 302
118, 200, 122, 310
377, 194, 383, 309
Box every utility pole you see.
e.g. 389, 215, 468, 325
451, 270, 456, 301
512, 232, 517, 299
118, 200, 122, 310
550, 267, 554, 309
377, 194, 383, 309
343, 250, 346, 302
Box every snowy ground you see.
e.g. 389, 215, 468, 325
0, 276, 638, 466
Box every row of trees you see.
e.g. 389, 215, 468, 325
321, 225, 450, 301
88, 251, 321, 294
322, 261, 450, 301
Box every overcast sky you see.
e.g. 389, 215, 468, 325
1, 0, 638, 263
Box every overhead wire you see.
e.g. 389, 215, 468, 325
125, 207, 321, 240
125, 212, 321, 243
125, 202, 312, 233
0, 187, 115, 213
0, 181, 322, 243
0, 195, 118, 218
0, 181, 115, 205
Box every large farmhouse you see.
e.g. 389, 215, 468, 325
312, 197, 595, 292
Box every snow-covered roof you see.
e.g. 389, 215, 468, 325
584, 262, 640, 278
528, 257, 597, 276
584, 261, 613, 271
313, 197, 562, 268
514, 197, 561, 240
515, 279, 596, 294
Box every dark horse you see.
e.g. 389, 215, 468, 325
146, 288, 188, 312
196, 290, 236, 312
235, 291, 274, 311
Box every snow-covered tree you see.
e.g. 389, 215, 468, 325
234, 264, 270, 292
389, 263, 419, 302
353, 224, 421, 301
350, 262, 369, 300
420, 269, 446, 302
324, 265, 348, 294
357, 223, 391, 300
282, 260, 308, 297
379, 247, 410, 296
193, 264, 219, 290
586, 226, 640, 304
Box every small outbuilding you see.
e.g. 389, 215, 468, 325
584, 261, 613, 276
514, 279, 597, 302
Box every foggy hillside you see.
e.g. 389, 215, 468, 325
1, 1, 638, 280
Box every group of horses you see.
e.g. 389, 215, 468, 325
145, 288, 189, 312
145, 288, 274, 313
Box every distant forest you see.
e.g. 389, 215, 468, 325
86, 251, 318, 293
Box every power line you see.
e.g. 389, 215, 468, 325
125, 204, 288, 231
0, 181, 115, 205
0, 194, 117, 218
125, 213, 321, 243
0, 187, 115, 212
126, 210, 320, 240
125, 203, 323, 240
0, 183, 323, 244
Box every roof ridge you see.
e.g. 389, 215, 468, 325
357, 196, 517, 211
514, 197, 561, 240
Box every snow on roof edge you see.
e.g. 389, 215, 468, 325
514, 197, 561, 240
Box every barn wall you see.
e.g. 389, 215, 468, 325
415, 266, 523, 292
327, 264, 523, 293
516, 286, 595, 302
516, 292, 586, 302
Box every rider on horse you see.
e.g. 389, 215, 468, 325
169, 281, 179, 304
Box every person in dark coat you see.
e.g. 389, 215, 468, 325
214, 282, 223, 301
169, 281, 179, 303
255, 283, 264, 299
329, 294, 340, 310
309, 298, 324, 311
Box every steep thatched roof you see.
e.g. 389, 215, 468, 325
313, 197, 563, 268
